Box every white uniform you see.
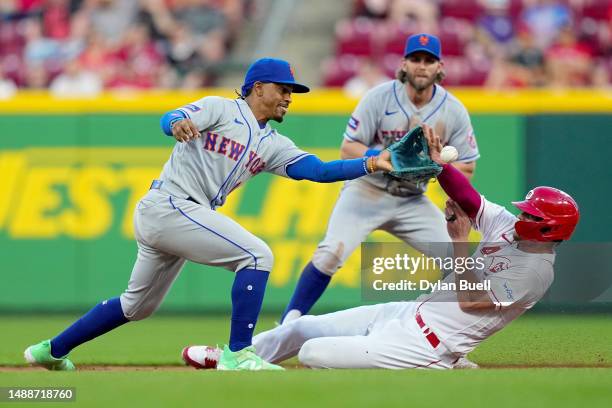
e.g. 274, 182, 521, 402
254, 197, 555, 369
313, 80, 480, 274
120, 97, 310, 320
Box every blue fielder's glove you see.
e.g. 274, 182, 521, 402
386, 125, 442, 184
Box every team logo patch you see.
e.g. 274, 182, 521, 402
348, 116, 360, 131
468, 129, 477, 149
183, 104, 201, 113
419, 35, 429, 46
487, 256, 511, 273
289, 65, 295, 78
526, 189, 534, 199
481, 245, 502, 255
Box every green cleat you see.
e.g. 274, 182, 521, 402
24, 340, 76, 371
217, 345, 284, 371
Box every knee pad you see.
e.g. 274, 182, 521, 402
120, 295, 158, 321
312, 241, 345, 276
231, 240, 274, 272
298, 339, 325, 368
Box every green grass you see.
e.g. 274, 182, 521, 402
1, 314, 611, 408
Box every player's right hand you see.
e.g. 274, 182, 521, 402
422, 124, 444, 165
172, 119, 201, 142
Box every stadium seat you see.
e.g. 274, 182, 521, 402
322, 55, 361, 87
581, 0, 610, 21
335, 18, 377, 56
439, 0, 483, 23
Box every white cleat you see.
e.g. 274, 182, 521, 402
454, 356, 479, 369
181, 345, 221, 369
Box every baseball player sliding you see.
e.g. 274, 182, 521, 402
182, 124, 580, 369
24, 58, 396, 371
280, 34, 480, 333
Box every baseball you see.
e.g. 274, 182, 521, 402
440, 146, 458, 163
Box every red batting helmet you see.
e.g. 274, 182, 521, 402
512, 186, 579, 242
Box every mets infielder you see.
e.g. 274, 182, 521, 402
280, 34, 480, 327
182, 125, 580, 369
24, 58, 394, 371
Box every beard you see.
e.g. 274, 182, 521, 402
405, 71, 436, 92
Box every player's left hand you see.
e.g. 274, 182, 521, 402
172, 118, 201, 143
422, 124, 444, 165
374, 150, 394, 172
445, 199, 471, 241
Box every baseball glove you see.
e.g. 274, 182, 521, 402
386, 125, 442, 184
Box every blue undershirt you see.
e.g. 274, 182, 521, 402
160, 110, 187, 136
286, 155, 369, 182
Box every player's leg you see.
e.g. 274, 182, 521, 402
298, 305, 454, 369
157, 196, 281, 369
282, 181, 392, 322
254, 303, 384, 363
25, 242, 185, 370
24, 192, 186, 370
383, 194, 452, 259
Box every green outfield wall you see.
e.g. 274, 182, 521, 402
0, 90, 609, 313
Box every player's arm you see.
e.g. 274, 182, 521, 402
452, 161, 475, 179
340, 139, 381, 160
160, 97, 224, 143
286, 153, 392, 183
160, 110, 200, 142
423, 125, 481, 219
446, 200, 496, 311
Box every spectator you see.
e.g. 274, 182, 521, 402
485, 24, 546, 88
521, 0, 572, 50
476, 0, 514, 53
171, 0, 227, 36
354, 0, 392, 19
110, 23, 164, 89
41, 0, 72, 40
546, 25, 593, 87
0, 72, 17, 99
23, 18, 62, 65
387, 0, 438, 33
343, 59, 391, 98
23, 64, 48, 88
80, 0, 140, 46
78, 30, 119, 84
49, 58, 102, 97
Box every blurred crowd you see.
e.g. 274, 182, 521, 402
0, 0, 250, 97
325, 0, 612, 93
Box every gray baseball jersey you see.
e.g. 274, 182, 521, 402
344, 80, 479, 196
160, 96, 310, 209
119, 96, 311, 321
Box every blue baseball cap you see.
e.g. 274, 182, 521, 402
241, 58, 310, 97
404, 33, 442, 60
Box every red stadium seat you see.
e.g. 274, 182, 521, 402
581, 0, 610, 21
380, 21, 418, 56
441, 56, 489, 86
440, 0, 483, 23
381, 53, 403, 78
438, 27, 465, 56
0, 21, 26, 56
335, 17, 377, 56
322, 55, 361, 87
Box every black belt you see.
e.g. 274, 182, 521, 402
150, 180, 200, 205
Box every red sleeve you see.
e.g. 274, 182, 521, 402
437, 163, 482, 219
